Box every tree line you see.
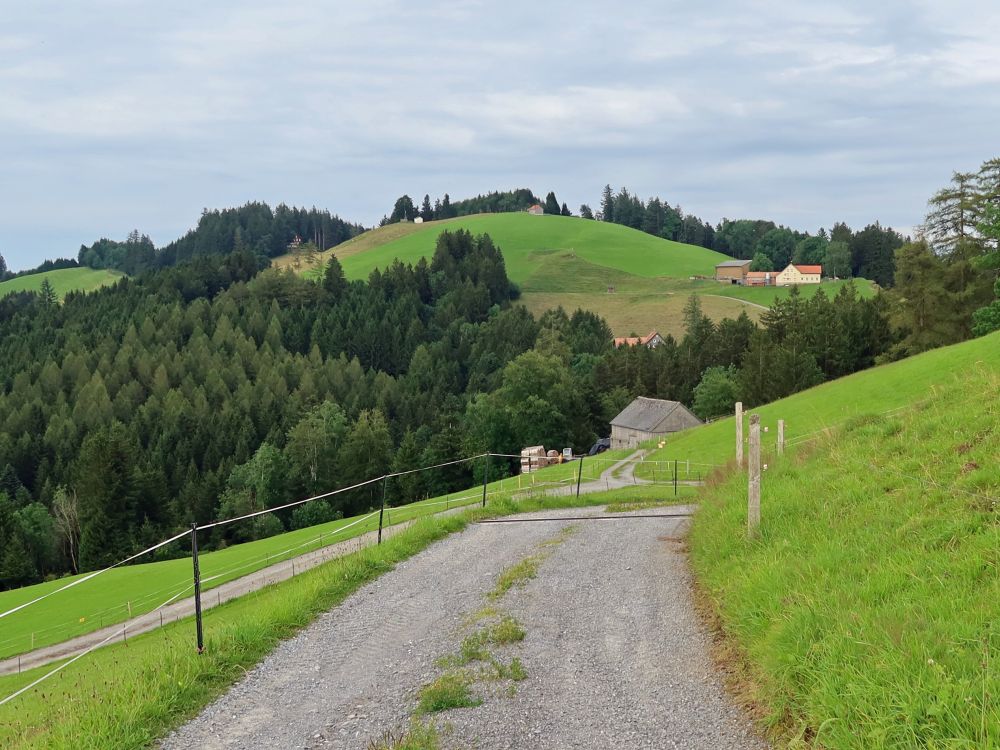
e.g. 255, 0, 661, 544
381, 189, 544, 226
77, 203, 363, 275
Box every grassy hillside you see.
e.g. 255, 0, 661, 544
274, 213, 873, 337
637, 331, 1000, 474
689, 358, 998, 747
0, 267, 123, 301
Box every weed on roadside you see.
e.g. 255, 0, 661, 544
417, 671, 482, 714
366, 718, 443, 750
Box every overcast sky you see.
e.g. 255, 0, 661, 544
1, 1, 998, 270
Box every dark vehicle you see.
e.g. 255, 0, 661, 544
588, 437, 610, 456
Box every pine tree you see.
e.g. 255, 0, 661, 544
600, 185, 614, 222
420, 194, 433, 221
544, 192, 561, 215
38, 278, 57, 306
560, 202, 571, 216
924, 171, 980, 255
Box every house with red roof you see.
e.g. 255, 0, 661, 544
613, 331, 665, 348
776, 263, 822, 286
527, 204, 544, 215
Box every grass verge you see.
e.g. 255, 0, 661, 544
689, 368, 999, 748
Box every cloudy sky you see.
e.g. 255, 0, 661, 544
1, 0, 998, 270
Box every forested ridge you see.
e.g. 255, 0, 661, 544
0, 228, 894, 588
0, 159, 997, 590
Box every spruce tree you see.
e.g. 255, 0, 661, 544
544, 192, 561, 215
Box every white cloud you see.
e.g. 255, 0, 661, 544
0, 0, 999, 271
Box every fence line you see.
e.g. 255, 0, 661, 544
0, 448, 704, 665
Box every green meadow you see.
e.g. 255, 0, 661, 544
690, 359, 999, 748
274, 212, 874, 337
0, 268, 124, 301
332, 213, 729, 281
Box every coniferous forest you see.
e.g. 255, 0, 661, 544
0, 228, 894, 588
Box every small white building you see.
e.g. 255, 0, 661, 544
414, 216, 424, 224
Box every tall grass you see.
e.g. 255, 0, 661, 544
689, 368, 999, 748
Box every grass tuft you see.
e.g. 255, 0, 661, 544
366, 718, 441, 750
489, 556, 542, 600
417, 671, 481, 714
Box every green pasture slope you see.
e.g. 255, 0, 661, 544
638, 330, 1000, 474
335, 213, 731, 283
690, 348, 999, 747
279, 213, 876, 336
0, 449, 634, 660
0, 268, 123, 300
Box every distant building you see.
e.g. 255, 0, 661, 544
613, 331, 665, 348
746, 271, 774, 286
776, 263, 822, 286
287, 234, 303, 252
414, 216, 424, 224
610, 397, 702, 450
527, 204, 544, 215
715, 259, 752, 284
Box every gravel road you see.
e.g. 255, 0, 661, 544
159, 505, 767, 749
2, 451, 676, 677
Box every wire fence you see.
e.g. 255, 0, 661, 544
0, 448, 675, 683
0, 429, 852, 707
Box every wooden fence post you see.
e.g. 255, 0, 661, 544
777, 419, 785, 456
748, 413, 761, 537
735, 402, 744, 468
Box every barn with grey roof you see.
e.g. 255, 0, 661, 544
609, 397, 702, 449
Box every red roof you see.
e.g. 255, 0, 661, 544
747, 271, 771, 279
793, 264, 822, 274
613, 331, 661, 347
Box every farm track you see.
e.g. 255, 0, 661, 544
160, 504, 767, 749
0, 453, 683, 676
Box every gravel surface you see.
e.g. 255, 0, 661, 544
160, 505, 767, 749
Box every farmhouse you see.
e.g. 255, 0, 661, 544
610, 396, 702, 450
776, 263, 822, 286
715, 259, 751, 284
612, 331, 665, 348
527, 204, 545, 215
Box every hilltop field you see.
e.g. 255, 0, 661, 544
273, 213, 873, 338
0, 267, 123, 301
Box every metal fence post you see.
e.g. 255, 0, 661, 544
377, 476, 387, 545
191, 523, 204, 654
673, 459, 678, 496
576, 455, 584, 499
748, 414, 761, 537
